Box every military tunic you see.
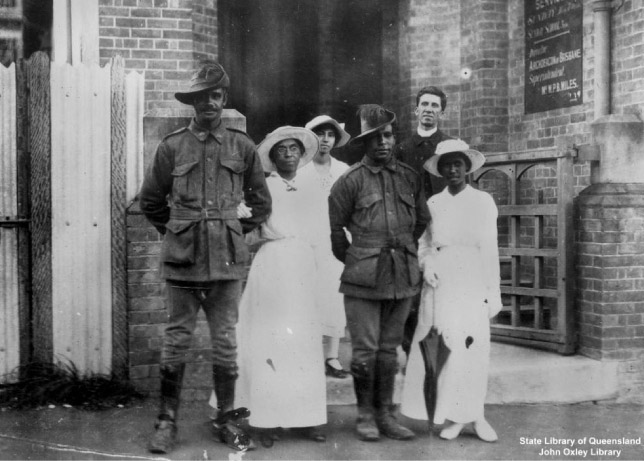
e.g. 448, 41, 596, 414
328, 156, 430, 300
139, 119, 272, 283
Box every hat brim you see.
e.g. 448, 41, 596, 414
349, 110, 396, 146
423, 148, 486, 177
257, 126, 319, 173
305, 116, 351, 148
174, 83, 221, 105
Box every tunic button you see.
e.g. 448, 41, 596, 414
207, 200, 213, 205
390, 249, 395, 254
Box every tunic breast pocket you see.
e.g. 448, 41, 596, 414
355, 193, 383, 227
397, 190, 416, 224
171, 161, 199, 200
219, 156, 246, 204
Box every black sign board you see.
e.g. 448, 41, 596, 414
525, 0, 583, 114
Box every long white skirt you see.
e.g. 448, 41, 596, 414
401, 245, 490, 424
312, 241, 346, 338
236, 237, 327, 428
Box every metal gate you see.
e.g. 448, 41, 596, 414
473, 148, 576, 354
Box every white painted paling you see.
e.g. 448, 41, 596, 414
0, 62, 20, 382
50, 61, 112, 374
52, 0, 100, 65
125, 71, 145, 204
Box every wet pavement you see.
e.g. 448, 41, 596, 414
0, 401, 643, 460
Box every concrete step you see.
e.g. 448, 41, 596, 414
327, 340, 619, 406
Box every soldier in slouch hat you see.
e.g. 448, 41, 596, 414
139, 61, 271, 454
328, 104, 430, 442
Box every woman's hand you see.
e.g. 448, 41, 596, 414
420, 256, 439, 288
423, 270, 439, 288
484, 290, 503, 319
236, 202, 253, 219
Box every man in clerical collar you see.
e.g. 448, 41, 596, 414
394, 86, 452, 358
395, 86, 452, 200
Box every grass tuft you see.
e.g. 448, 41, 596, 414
0, 360, 146, 410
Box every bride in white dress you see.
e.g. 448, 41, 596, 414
400, 139, 502, 443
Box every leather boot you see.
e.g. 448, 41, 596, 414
351, 360, 380, 441
148, 363, 185, 454
374, 356, 415, 441
212, 365, 255, 451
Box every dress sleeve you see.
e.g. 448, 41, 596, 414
417, 214, 438, 334
241, 147, 272, 233
417, 224, 438, 273
481, 194, 503, 318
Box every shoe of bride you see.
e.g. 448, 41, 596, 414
439, 422, 464, 440
473, 419, 498, 442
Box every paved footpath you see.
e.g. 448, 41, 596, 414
0, 401, 643, 460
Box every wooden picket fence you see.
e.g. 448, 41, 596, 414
0, 62, 20, 380
0, 52, 144, 381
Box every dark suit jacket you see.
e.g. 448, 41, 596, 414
393, 129, 452, 199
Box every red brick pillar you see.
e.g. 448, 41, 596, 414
576, 115, 644, 403
460, 0, 509, 152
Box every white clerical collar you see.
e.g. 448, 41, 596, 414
417, 126, 438, 137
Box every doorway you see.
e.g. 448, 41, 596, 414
218, 0, 384, 144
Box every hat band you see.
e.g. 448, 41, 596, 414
186, 74, 230, 93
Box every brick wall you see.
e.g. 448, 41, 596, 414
576, 185, 644, 350
612, 0, 644, 119
609, 1, 644, 403
460, 0, 509, 153
98, 0, 217, 114
192, 0, 217, 61
125, 207, 164, 395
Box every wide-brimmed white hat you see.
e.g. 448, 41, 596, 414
305, 115, 351, 148
423, 139, 485, 177
257, 126, 319, 173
